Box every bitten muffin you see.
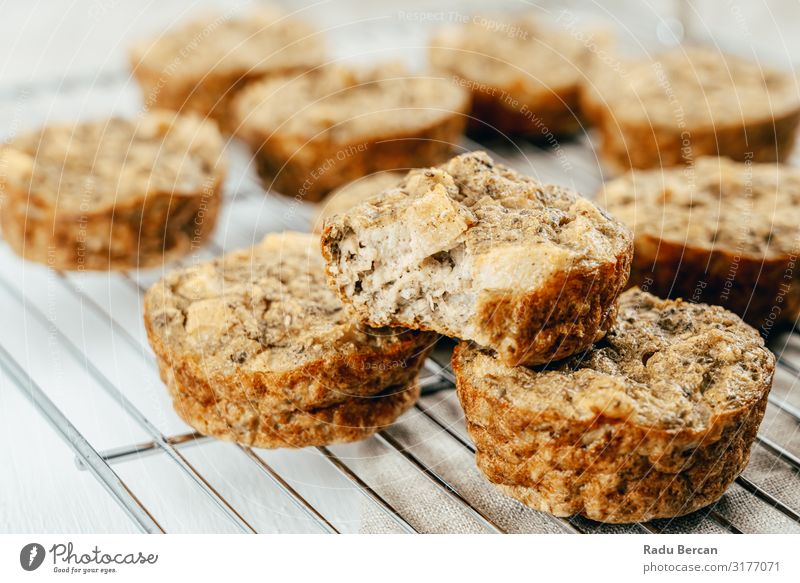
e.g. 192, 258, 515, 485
144, 232, 433, 448
430, 15, 589, 136
0, 112, 224, 270
581, 46, 800, 170
233, 64, 469, 201
313, 171, 404, 233
322, 151, 632, 366
129, 8, 325, 131
454, 288, 774, 523
601, 157, 800, 333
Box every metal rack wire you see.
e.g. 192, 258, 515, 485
2, 73, 800, 534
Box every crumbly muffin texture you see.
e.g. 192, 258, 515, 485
479, 291, 771, 430
582, 46, 800, 169
144, 231, 432, 448
322, 151, 632, 366
430, 15, 588, 135
0, 111, 224, 270
313, 171, 405, 233
233, 64, 469, 200
601, 157, 800, 329
454, 288, 774, 523
130, 8, 325, 129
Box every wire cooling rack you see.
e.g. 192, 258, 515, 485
2, 68, 800, 534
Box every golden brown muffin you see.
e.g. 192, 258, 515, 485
454, 288, 774, 523
0, 112, 224, 270
430, 15, 589, 136
233, 64, 469, 201
144, 232, 433, 448
129, 8, 325, 131
322, 151, 632, 366
601, 156, 800, 333
581, 46, 800, 170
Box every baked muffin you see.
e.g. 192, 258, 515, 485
322, 151, 632, 366
144, 232, 433, 448
430, 15, 589, 136
601, 157, 800, 333
581, 46, 800, 170
129, 8, 325, 131
233, 64, 469, 201
313, 171, 404, 233
454, 288, 774, 523
0, 112, 224, 270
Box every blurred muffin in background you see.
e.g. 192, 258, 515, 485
0, 112, 225, 270
430, 15, 591, 137
582, 46, 800, 171
600, 156, 800, 333
233, 63, 469, 201
130, 7, 326, 132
